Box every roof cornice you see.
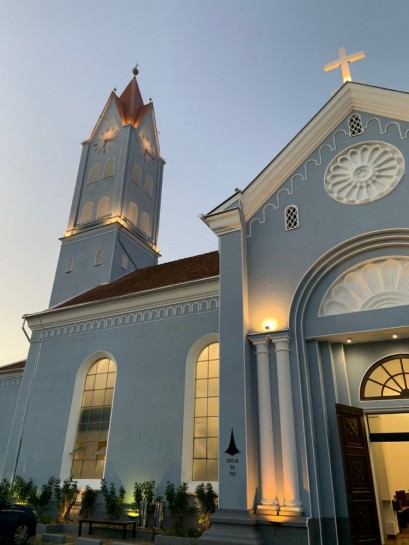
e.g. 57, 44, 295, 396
206, 83, 409, 223
25, 276, 219, 331
201, 207, 242, 236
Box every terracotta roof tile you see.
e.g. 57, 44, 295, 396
57, 251, 219, 309
0, 360, 26, 372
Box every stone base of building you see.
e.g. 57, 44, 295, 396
199, 509, 310, 545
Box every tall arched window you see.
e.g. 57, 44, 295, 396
127, 201, 138, 227
96, 196, 110, 219
88, 163, 100, 184
192, 343, 219, 481
144, 174, 153, 197
70, 358, 116, 479
132, 162, 142, 186
103, 157, 115, 178
79, 202, 94, 224
361, 354, 409, 400
140, 212, 150, 236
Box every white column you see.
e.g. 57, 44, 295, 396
273, 336, 302, 512
252, 338, 278, 508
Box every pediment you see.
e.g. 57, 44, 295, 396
204, 83, 409, 231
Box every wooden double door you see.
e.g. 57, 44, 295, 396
336, 404, 382, 545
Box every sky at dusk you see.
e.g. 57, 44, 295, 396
1, 0, 409, 366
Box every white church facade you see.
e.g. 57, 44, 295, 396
2, 71, 409, 545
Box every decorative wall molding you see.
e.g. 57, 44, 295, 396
41, 297, 219, 341
0, 377, 21, 387
324, 141, 404, 204
247, 116, 409, 237
319, 257, 409, 316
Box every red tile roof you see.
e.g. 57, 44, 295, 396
0, 360, 26, 372
57, 251, 219, 309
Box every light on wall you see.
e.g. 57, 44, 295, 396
262, 318, 278, 332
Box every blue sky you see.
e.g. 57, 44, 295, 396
1, 0, 409, 365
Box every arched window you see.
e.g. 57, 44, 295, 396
140, 212, 150, 236
192, 342, 219, 481
79, 202, 94, 224
132, 162, 142, 186
71, 357, 116, 479
96, 196, 110, 219
285, 205, 299, 231
88, 163, 100, 184
361, 354, 409, 400
103, 157, 115, 178
127, 201, 138, 227
144, 174, 153, 197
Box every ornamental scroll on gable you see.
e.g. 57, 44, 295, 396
319, 258, 409, 316
324, 141, 404, 205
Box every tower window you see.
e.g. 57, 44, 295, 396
65, 257, 74, 273
88, 163, 100, 184
144, 174, 153, 197
79, 202, 94, 224
96, 196, 110, 219
127, 201, 138, 227
103, 157, 115, 178
140, 212, 150, 236
285, 205, 299, 230
94, 250, 103, 266
348, 114, 364, 137
121, 254, 128, 270
193, 343, 219, 482
132, 162, 142, 186
70, 358, 116, 479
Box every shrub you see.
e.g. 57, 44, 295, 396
133, 480, 156, 509
164, 481, 193, 534
33, 478, 54, 517
12, 476, 37, 504
195, 482, 217, 530
79, 486, 98, 519
0, 479, 12, 503
100, 479, 125, 520
53, 477, 79, 521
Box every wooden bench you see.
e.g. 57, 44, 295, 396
78, 519, 137, 540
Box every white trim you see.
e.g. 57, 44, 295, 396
25, 277, 219, 331
181, 333, 219, 494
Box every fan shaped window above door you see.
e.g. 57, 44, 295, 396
361, 354, 409, 400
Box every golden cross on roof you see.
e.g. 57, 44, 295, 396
324, 47, 365, 83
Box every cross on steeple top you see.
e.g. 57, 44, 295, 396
324, 47, 365, 83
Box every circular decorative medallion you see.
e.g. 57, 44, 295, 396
324, 141, 404, 204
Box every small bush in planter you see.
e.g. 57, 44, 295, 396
100, 479, 125, 520
195, 482, 217, 530
79, 486, 98, 519
12, 476, 37, 504
164, 481, 194, 534
0, 479, 13, 503
133, 480, 157, 527
31, 477, 54, 518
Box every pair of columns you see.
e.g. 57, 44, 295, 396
251, 335, 302, 513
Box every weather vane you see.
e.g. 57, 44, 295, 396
324, 47, 365, 83
132, 63, 139, 76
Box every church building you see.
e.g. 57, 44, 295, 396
2, 64, 409, 545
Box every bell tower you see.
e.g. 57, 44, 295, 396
50, 67, 165, 307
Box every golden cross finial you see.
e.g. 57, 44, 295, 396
324, 47, 365, 83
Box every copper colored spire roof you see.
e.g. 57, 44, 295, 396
119, 77, 145, 125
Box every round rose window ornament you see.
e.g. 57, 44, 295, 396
324, 141, 404, 205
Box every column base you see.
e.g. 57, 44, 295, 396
256, 503, 280, 515
199, 509, 262, 545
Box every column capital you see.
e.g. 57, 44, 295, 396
250, 337, 271, 357
271, 335, 290, 353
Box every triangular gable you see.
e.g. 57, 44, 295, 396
204, 83, 409, 232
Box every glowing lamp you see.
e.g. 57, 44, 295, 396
262, 318, 278, 332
